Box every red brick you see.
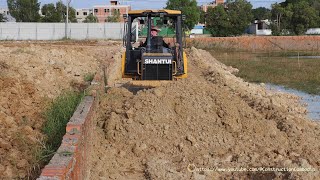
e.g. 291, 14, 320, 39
39, 94, 97, 179
66, 124, 82, 134
41, 166, 67, 179
61, 135, 81, 147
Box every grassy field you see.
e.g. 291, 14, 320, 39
209, 50, 320, 95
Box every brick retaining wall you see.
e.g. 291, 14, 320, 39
37, 96, 96, 180
37, 72, 104, 180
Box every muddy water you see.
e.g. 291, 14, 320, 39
266, 84, 320, 121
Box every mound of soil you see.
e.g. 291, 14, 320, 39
87, 47, 320, 179
0, 41, 120, 179
187, 36, 320, 51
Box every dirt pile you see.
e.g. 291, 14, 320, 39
88, 47, 320, 179
187, 36, 320, 51
0, 41, 121, 179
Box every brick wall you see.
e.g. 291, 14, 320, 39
37, 73, 103, 180
37, 96, 95, 180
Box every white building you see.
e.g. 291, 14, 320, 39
0, 8, 9, 16
0, 8, 15, 22
248, 19, 272, 36
306, 28, 320, 35
76, 8, 93, 23
191, 24, 205, 35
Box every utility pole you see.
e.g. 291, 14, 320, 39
65, 0, 71, 39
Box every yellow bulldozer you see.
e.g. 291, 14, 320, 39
122, 10, 188, 81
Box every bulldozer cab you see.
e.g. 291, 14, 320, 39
122, 10, 187, 80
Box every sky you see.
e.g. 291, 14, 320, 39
0, 0, 286, 9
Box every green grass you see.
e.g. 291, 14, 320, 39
254, 51, 320, 57
42, 91, 84, 151
210, 50, 320, 95
84, 73, 95, 82
27, 91, 84, 179
32, 91, 84, 167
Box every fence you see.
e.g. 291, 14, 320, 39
0, 22, 130, 40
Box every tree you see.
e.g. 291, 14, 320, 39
271, 3, 293, 35
57, 1, 77, 22
7, 0, 41, 22
310, 0, 320, 11
206, 5, 232, 36
165, 0, 200, 30
199, 9, 206, 24
270, 0, 320, 35
252, 7, 271, 20
227, 0, 253, 36
41, 3, 61, 22
83, 14, 98, 23
290, 1, 320, 35
0, 13, 7, 22
107, 9, 120, 22
40, 2, 77, 22
206, 0, 253, 37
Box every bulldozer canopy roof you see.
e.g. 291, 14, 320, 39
128, 9, 181, 15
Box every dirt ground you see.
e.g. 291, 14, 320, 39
87, 47, 320, 179
1, 40, 320, 179
187, 36, 320, 51
0, 41, 121, 179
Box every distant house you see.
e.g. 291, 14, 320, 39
191, 24, 205, 35
93, 0, 131, 23
76, 9, 94, 23
200, 0, 225, 12
248, 19, 272, 36
305, 28, 320, 35
0, 8, 9, 16
0, 8, 15, 22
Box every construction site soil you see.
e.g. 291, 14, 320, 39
87, 47, 320, 179
0, 40, 320, 179
187, 36, 320, 51
0, 41, 119, 179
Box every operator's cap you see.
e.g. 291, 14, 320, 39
151, 26, 161, 32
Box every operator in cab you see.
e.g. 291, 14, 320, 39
140, 26, 170, 49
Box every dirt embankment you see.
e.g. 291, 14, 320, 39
0, 41, 121, 179
87, 47, 320, 179
186, 36, 320, 51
